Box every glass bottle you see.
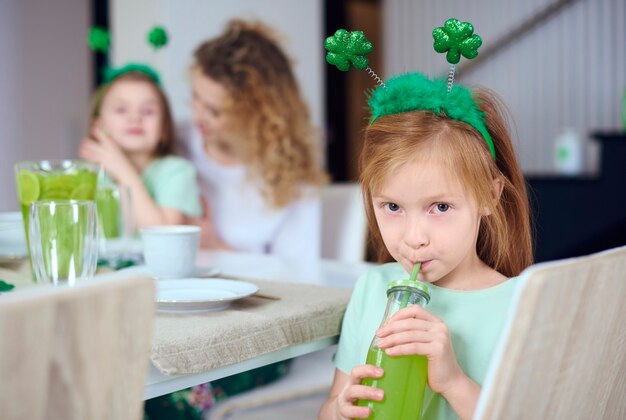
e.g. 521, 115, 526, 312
554, 127, 584, 175
357, 279, 431, 419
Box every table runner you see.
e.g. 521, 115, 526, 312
0, 263, 354, 377
151, 279, 352, 375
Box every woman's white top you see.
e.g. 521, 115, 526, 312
181, 125, 321, 261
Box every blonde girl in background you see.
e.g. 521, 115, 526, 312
182, 19, 327, 259
80, 68, 202, 228
320, 22, 533, 420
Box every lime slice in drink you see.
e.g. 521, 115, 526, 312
16, 170, 41, 205
41, 174, 77, 192
71, 183, 96, 200
40, 188, 71, 200
75, 169, 98, 184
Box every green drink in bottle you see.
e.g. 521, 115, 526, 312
14, 160, 100, 277
357, 277, 431, 419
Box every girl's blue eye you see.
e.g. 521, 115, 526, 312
436, 203, 449, 212
386, 203, 400, 212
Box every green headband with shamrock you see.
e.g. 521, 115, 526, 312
103, 63, 161, 85
324, 18, 496, 159
88, 25, 168, 86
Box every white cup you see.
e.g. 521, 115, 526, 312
140, 225, 200, 279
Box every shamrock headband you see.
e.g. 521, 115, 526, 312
102, 63, 161, 85
324, 18, 496, 159
88, 25, 168, 86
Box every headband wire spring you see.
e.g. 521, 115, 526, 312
446, 64, 456, 93
366, 66, 386, 88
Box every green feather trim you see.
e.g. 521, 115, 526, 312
103, 63, 161, 85
368, 72, 496, 159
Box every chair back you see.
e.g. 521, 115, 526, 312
321, 183, 367, 262
475, 245, 626, 420
0, 274, 155, 420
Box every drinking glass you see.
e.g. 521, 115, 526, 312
96, 182, 138, 267
29, 200, 99, 285
14, 160, 101, 255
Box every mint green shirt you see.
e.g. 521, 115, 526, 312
334, 262, 520, 420
141, 156, 202, 217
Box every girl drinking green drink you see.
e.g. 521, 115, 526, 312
320, 20, 533, 419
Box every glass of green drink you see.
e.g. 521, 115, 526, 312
97, 185, 123, 240
96, 183, 137, 267
14, 160, 100, 271
14, 160, 100, 235
28, 200, 99, 285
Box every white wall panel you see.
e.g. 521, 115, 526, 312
383, 0, 625, 174
111, 0, 324, 128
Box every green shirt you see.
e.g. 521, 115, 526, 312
334, 262, 520, 420
141, 156, 202, 217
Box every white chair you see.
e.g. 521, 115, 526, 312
321, 183, 368, 262
0, 274, 156, 420
475, 245, 626, 419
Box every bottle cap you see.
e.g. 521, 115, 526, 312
387, 279, 431, 303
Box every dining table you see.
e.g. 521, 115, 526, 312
104, 250, 373, 400
0, 249, 374, 400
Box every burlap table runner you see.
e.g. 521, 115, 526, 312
151, 279, 352, 375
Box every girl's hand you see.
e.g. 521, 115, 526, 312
78, 128, 138, 183
376, 305, 466, 394
335, 364, 384, 419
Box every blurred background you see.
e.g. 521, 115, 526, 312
1, 0, 624, 262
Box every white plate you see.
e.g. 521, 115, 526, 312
156, 278, 259, 312
117, 264, 221, 279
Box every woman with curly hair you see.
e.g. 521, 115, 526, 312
144, 20, 327, 420
183, 19, 327, 260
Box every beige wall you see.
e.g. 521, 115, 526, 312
0, 0, 90, 211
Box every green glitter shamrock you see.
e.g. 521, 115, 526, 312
432, 18, 482, 65
87, 26, 110, 53
324, 29, 372, 71
147, 26, 168, 50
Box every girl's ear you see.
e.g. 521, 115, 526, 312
482, 177, 504, 216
